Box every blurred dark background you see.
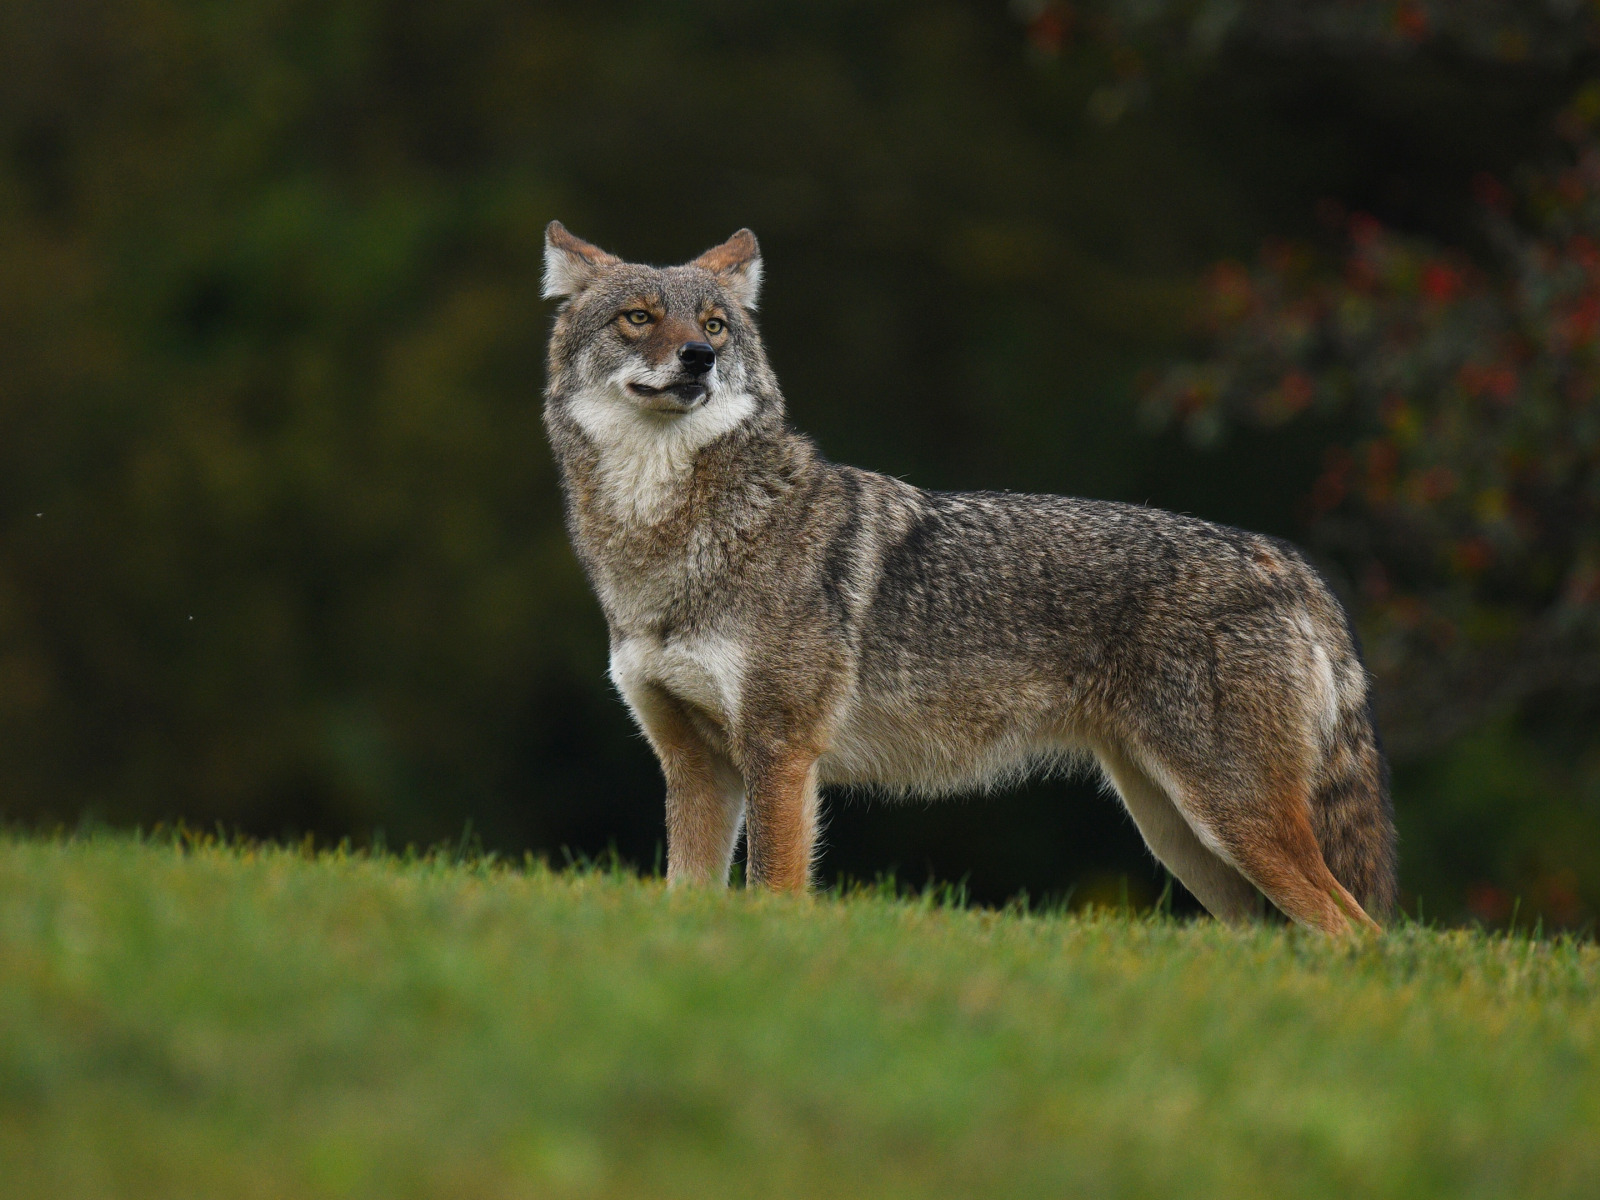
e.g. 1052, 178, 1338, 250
3, 0, 1598, 926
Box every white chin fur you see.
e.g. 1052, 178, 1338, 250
565, 377, 758, 521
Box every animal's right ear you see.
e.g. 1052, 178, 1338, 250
542, 221, 620, 300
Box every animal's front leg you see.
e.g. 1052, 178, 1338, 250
627, 683, 745, 886
740, 743, 823, 892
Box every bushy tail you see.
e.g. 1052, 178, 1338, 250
1310, 695, 1399, 921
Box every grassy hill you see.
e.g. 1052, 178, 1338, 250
1, 833, 1597, 1199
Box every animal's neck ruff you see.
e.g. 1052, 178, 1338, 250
560, 377, 762, 524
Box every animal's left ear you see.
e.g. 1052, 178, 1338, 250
691, 229, 763, 310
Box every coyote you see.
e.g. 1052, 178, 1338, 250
541, 222, 1397, 934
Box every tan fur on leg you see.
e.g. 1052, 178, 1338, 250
1096, 743, 1261, 924
630, 684, 745, 886
1227, 804, 1381, 936
1186, 782, 1380, 936
741, 748, 822, 892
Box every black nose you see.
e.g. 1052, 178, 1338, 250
677, 341, 715, 375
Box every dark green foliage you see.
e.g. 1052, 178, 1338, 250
0, 1, 1594, 923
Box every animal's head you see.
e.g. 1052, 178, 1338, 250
542, 222, 779, 420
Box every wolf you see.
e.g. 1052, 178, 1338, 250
541, 221, 1397, 934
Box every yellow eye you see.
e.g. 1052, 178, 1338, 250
624, 310, 652, 326
704, 318, 726, 336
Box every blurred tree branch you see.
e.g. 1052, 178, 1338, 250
1016, 0, 1599, 63
1144, 93, 1600, 756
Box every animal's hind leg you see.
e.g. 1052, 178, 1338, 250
1162, 766, 1380, 936
1222, 797, 1379, 935
1095, 743, 1261, 923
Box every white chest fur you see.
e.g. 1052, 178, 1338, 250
610, 632, 747, 726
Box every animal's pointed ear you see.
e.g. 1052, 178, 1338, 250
691, 229, 763, 309
543, 221, 620, 300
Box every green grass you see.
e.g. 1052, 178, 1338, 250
2, 834, 1597, 1199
